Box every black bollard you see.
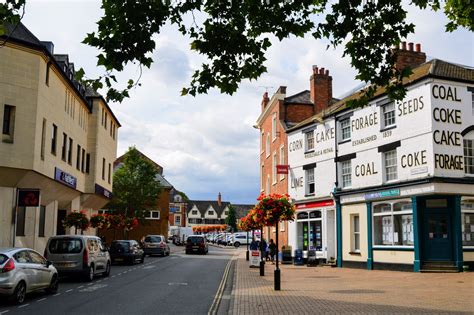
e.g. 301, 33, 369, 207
274, 268, 281, 290
246, 250, 249, 261
260, 260, 265, 276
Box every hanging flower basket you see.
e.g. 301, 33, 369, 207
90, 214, 107, 229
106, 214, 125, 230
63, 211, 90, 233
124, 217, 139, 231
254, 193, 295, 226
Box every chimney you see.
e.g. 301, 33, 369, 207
261, 91, 270, 111
218, 192, 222, 207
395, 41, 426, 72
310, 65, 333, 114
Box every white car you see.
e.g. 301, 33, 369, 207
230, 233, 252, 247
0, 247, 59, 304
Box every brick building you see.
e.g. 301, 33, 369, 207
255, 68, 338, 250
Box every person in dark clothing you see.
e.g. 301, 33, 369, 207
250, 238, 259, 250
269, 239, 277, 264
260, 239, 267, 260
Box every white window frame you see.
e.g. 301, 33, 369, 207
266, 175, 271, 195
272, 152, 277, 185
272, 113, 277, 141
384, 149, 398, 182
280, 220, 285, 232
261, 164, 265, 192
464, 137, 474, 175
305, 168, 315, 196
373, 200, 414, 248
340, 118, 351, 141
279, 145, 285, 181
305, 130, 314, 152
351, 214, 360, 253
461, 199, 474, 248
175, 214, 181, 226
191, 210, 198, 215
341, 160, 352, 188
261, 131, 265, 154
382, 102, 396, 129
144, 210, 160, 220
266, 133, 270, 158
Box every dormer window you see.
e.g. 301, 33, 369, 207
191, 210, 198, 215
208, 210, 214, 216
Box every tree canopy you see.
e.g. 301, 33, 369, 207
225, 205, 237, 232
107, 147, 162, 219
1, 0, 472, 105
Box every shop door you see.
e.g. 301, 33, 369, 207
56, 209, 67, 235
422, 208, 452, 261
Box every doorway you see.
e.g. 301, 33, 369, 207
421, 199, 453, 262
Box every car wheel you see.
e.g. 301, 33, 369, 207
103, 261, 111, 277
128, 257, 134, 265
140, 255, 145, 264
45, 274, 59, 294
11, 281, 26, 304
234, 242, 241, 248
84, 264, 94, 282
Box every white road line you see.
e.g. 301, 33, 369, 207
37, 298, 46, 302
66, 289, 73, 293
118, 273, 122, 276
53, 293, 61, 297
18, 304, 29, 309
112, 275, 116, 278
78, 286, 84, 289
0, 310, 10, 314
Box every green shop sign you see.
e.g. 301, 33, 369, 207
365, 189, 400, 200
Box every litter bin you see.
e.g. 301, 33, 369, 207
282, 245, 292, 264
307, 249, 319, 267
294, 249, 304, 265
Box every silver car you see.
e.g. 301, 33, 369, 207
143, 235, 170, 256
0, 248, 59, 304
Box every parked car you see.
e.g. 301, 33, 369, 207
230, 233, 252, 248
185, 235, 208, 254
0, 247, 59, 304
44, 235, 110, 282
143, 235, 170, 257
109, 240, 145, 265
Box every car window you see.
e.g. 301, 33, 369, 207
0, 254, 8, 264
187, 236, 204, 243
145, 236, 162, 243
111, 241, 129, 249
98, 240, 106, 251
14, 251, 32, 263
49, 238, 83, 254
29, 251, 46, 264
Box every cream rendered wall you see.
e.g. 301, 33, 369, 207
373, 250, 414, 264
342, 203, 368, 262
0, 187, 15, 247
463, 252, 474, 262
15, 206, 37, 249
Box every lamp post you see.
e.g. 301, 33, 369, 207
260, 225, 265, 276
274, 221, 280, 290
246, 230, 249, 261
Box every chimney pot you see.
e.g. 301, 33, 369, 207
319, 67, 325, 74
310, 65, 332, 115
313, 65, 318, 74
415, 43, 421, 52
401, 41, 407, 50
325, 70, 329, 76
218, 192, 222, 207
408, 42, 414, 51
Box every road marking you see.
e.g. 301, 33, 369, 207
18, 304, 29, 309
78, 283, 108, 293
123, 271, 127, 274
208, 258, 233, 315
66, 289, 73, 293
112, 275, 116, 278
37, 298, 47, 302
168, 282, 188, 286
143, 266, 155, 269
78, 286, 84, 289
118, 273, 122, 276
53, 293, 61, 297
0, 310, 10, 314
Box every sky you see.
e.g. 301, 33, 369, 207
21, 1, 473, 204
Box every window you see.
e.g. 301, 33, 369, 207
306, 168, 315, 195
108, 163, 111, 183
191, 210, 198, 215
272, 113, 277, 140
40, 119, 46, 160
382, 102, 396, 128
45, 62, 50, 85
340, 118, 351, 141
39, 206, 46, 237
29, 250, 46, 264
279, 146, 285, 181
373, 200, 413, 247
2, 105, 15, 139
86, 154, 90, 174
51, 124, 57, 155
14, 251, 31, 264
261, 131, 265, 153
105, 112, 108, 129
208, 210, 215, 216
384, 150, 398, 181
76, 145, 81, 170
266, 175, 270, 195
110, 122, 113, 137
280, 221, 285, 232
175, 215, 181, 225
461, 200, 474, 246
67, 138, 73, 164
305, 131, 314, 152
464, 139, 474, 175
261, 164, 264, 191
102, 158, 106, 180
266, 134, 270, 158
272, 152, 277, 184
352, 215, 360, 252
81, 148, 85, 172
341, 160, 352, 188
16, 207, 26, 236
101, 108, 104, 126
144, 210, 160, 220
61, 133, 67, 161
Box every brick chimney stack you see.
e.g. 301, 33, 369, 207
310, 65, 333, 114
218, 192, 222, 207
261, 91, 270, 111
395, 41, 426, 72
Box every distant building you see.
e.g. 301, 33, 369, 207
169, 188, 187, 228
0, 23, 120, 253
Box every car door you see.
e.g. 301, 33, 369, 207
28, 250, 52, 288
96, 239, 107, 269
13, 250, 37, 291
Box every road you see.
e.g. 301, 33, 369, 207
0, 245, 234, 315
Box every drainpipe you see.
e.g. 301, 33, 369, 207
333, 117, 342, 268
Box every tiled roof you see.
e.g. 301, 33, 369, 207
231, 204, 254, 219
4, 22, 42, 46
186, 200, 231, 217
155, 173, 172, 188
284, 90, 313, 104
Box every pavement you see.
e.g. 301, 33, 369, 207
225, 249, 474, 314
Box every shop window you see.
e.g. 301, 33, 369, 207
340, 118, 351, 142
461, 200, 474, 246
384, 149, 398, 181
382, 102, 396, 129
352, 215, 360, 252
464, 139, 474, 175
341, 160, 352, 188
305, 130, 314, 152
373, 200, 413, 247
305, 168, 315, 195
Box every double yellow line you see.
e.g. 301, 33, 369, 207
208, 257, 233, 315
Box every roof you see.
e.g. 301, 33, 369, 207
155, 173, 172, 189
187, 200, 231, 217
284, 90, 313, 105
288, 59, 474, 132
115, 149, 163, 175
231, 204, 254, 219
4, 23, 42, 45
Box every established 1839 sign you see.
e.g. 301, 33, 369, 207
18, 189, 40, 207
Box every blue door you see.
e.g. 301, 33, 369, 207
422, 208, 453, 261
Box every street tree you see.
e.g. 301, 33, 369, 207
225, 205, 238, 232
107, 146, 162, 220
1, 0, 472, 106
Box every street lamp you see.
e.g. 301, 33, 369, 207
260, 225, 265, 276
274, 221, 280, 290
246, 230, 249, 261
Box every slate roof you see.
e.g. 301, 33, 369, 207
284, 90, 340, 106
231, 204, 254, 219
186, 200, 231, 217
155, 173, 172, 189
4, 22, 42, 46
288, 59, 474, 132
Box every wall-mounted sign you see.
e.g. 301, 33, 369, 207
276, 165, 289, 174
365, 189, 400, 200
18, 189, 40, 207
95, 184, 112, 199
295, 200, 334, 209
54, 167, 77, 189
170, 206, 180, 213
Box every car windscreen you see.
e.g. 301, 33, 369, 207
48, 238, 83, 254
187, 236, 204, 244
110, 241, 130, 251
0, 254, 8, 264
145, 236, 161, 243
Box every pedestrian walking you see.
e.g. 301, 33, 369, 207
269, 239, 277, 264
250, 238, 258, 250
265, 243, 270, 261
260, 238, 267, 260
